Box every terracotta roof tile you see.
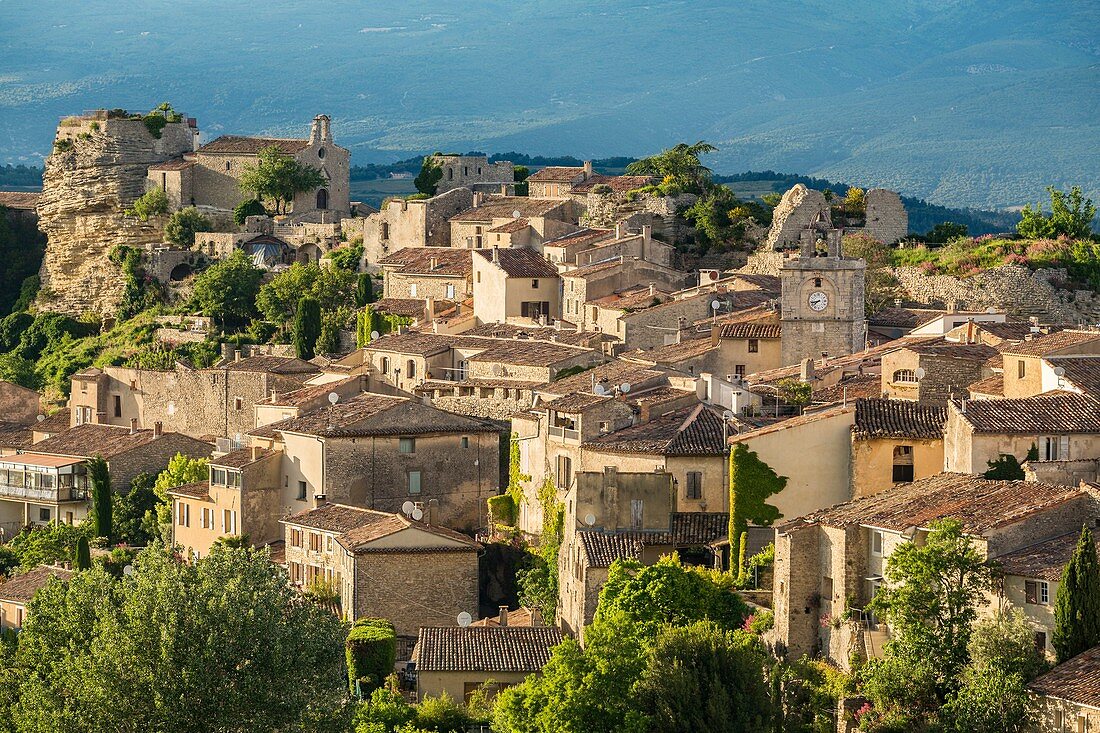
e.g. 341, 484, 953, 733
210, 447, 275, 469
719, 323, 782, 339
1003, 330, 1100, 357
967, 373, 1004, 397
904, 342, 1000, 361
29, 423, 160, 459
371, 298, 434, 318
218, 355, 320, 374
0, 421, 34, 449
378, 247, 472, 277
1051, 357, 1100, 399
167, 480, 210, 500
812, 374, 882, 404
869, 308, 948, 329
543, 361, 667, 396
283, 502, 479, 552
584, 404, 727, 455
997, 531, 1100, 583
461, 323, 611, 348
1028, 645, 1100, 708
413, 626, 563, 672
543, 392, 613, 413
465, 340, 595, 367
0, 566, 72, 604
198, 136, 309, 155
956, 392, 1100, 433
578, 513, 730, 567
854, 398, 946, 439
569, 174, 656, 194
147, 157, 195, 172
544, 228, 614, 249
450, 196, 564, 222
266, 393, 496, 438
626, 336, 716, 365
474, 247, 560, 279
488, 217, 530, 233
525, 166, 585, 182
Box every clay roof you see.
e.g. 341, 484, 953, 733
578, 513, 731, 568
584, 404, 727, 455
544, 228, 613, 249
471, 607, 538, 627
783, 474, 1090, 535
31, 411, 72, 436
217, 355, 320, 375
971, 322, 1042, 342
147, 157, 195, 172
997, 530, 1100, 583
543, 392, 613, 413
413, 626, 563, 673
167, 481, 211, 500
0, 453, 83, 468
0, 421, 34, 449
461, 323, 611, 348
371, 298, 432, 319
1028, 645, 1100, 709
564, 258, 626, 280
198, 136, 310, 155
1051, 357, 1100, 399
955, 392, 1100, 433
904, 342, 1000, 361
869, 308, 948, 329
729, 273, 782, 295
853, 398, 946, 440
450, 196, 564, 222
544, 361, 667, 396
267, 393, 496, 438
488, 217, 530, 233
569, 174, 655, 194
1003, 330, 1100, 357
418, 378, 545, 392
283, 502, 478, 553
589, 285, 673, 310
746, 336, 943, 386
626, 336, 716, 366
967, 373, 1004, 397
730, 405, 854, 444
0, 566, 72, 604
378, 247, 472, 277
0, 191, 41, 210
812, 374, 882, 404
719, 323, 782, 339
267, 377, 360, 407
28, 423, 162, 459
361, 331, 465, 357
526, 166, 585, 183
210, 447, 275, 469
465, 340, 593, 367
474, 247, 560, 279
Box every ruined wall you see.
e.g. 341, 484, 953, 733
857, 189, 907, 244
765, 184, 830, 250
37, 116, 195, 316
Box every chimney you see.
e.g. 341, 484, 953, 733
530, 607, 543, 627
640, 402, 652, 424
251, 444, 261, 460
153, 421, 162, 437
800, 358, 815, 382
500, 183, 508, 196
472, 192, 484, 208
499, 606, 509, 626
583, 160, 593, 178
314, 493, 327, 507
676, 316, 687, 344
234, 349, 242, 362
95, 411, 106, 425
492, 245, 500, 264
129, 418, 137, 434
309, 116, 321, 144
615, 220, 625, 239
641, 224, 652, 244
966, 319, 976, 344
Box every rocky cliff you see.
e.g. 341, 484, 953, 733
36, 113, 194, 316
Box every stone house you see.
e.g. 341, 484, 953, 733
253, 376, 366, 430
472, 247, 562, 326
356, 188, 473, 263
449, 195, 578, 252
714, 322, 783, 381
281, 502, 479, 634
543, 228, 615, 265
1001, 331, 1100, 399
561, 257, 690, 330
0, 380, 40, 426
0, 422, 33, 457
149, 114, 350, 216
0, 422, 210, 534
1027, 645, 1100, 731
772, 474, 1100, 669
571, 224, 675, 270
247, 393, 500, 531
379, 247, 473, 302
168, 446, 283, 559
354, 332, 479, 394
69, 355, 320, 441
880, 341, 998, 403
0, 191, 41, 227
0, 566, 72, 631
412, 626, 562, 702
943, 391, 1100, 475
429, 154, 514, 194
850, 398, 946, 498
525, 163, 594, 199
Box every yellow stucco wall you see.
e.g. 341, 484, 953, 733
850, 437, 943, 498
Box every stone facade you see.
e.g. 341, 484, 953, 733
779, 250, 867, 366
355, 188, 474, 264
880, 348, 990, 404
0, 381, 40, 425
430, 155, 514, 194
350, 549, 479, 635
766, 185, 831, 250
859, 189, 908, 245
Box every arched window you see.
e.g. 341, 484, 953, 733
318, 146, 326, 159
316, 188, 328, 210
892, 369, 918, 384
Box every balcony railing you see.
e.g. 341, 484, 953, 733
548, 425, 580, 442
0, 479, 89, 503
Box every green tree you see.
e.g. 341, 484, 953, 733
294, 296, 322, 359
73, 536, 91, 571
164, 206, 213, 246
356, 273, 375, 307
88, 456, 112, 540
189, 250, 263, 331
984, 453, 1025, 480
842, 232, 902, 315
125, 187, 169, 221
7, 545, 350, 731
238, 146, 326, 215
626, 141, 717, 192
843, 186, 866, 214
776, 377, 812, 408
256, 261, 355, 327
413, 156, 443, 196
346, 618, 397, 698
967, 609, 1049, 681
513, 165, 530, 183
7, 523, 90, 570
1053, 524, 1100, 662
728, 443, 785, 576
1018, 185, 1097, 239
233, 197, 268, 225
151, 453, 209, 538
636, 621, 773, 733
0, 352, 38, 389
868, 519, 992, 692
925, 221, 968, 243
113, 472, 162, 546
941, 666, 1031, 733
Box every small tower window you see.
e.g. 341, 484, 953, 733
814, 277, 822, 287
225, 161, 231, 171
318, 147, 326, 159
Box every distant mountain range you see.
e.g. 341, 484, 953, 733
2, 1, 1096, 210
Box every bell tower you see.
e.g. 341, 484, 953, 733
779, 233, 866, 366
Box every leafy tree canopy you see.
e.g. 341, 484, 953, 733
125, 187, 169, 221
238, 146, 326, 215
164, 206, 213, 247
189, 250, 263, 330
626, 141, 717, 193
1018, 185, 1097, 239
256, 261, 355, 326
413, 156, 443, 196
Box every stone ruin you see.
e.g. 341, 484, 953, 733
764, 183, 908, 250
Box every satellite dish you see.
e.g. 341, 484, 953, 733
401, 500, 416, 515
584, 513, 596, 526
328, 392, 340, 405
593, 384, 607, 396
36, 414, 45, 422
619, 382, 631, 393
122, 564, 134, 576
370, 330, 380, 340
711, 300, 721, 311
457, 611, 472, 627
1054, 366, 1066, 377
512, 209, 522, 219
986, 307, 997, 314
411, 507, 424, 521
914, 368, 926, 379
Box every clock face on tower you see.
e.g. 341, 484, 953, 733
808, 291, 829, 312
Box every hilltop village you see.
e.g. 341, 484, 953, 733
0, 108, 1098, 732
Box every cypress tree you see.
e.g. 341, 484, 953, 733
728, 443, 785, 576
1054, 525, 1100, 662
88, 456, 112, 540
293, 296, 321, 360
355, 273, 375, 307
74, 536, 92, 571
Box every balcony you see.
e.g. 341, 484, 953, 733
548, 425, 580, 443
0, 476, 89, 503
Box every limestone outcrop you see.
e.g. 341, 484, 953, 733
765, 184, 830, 249
36, 113, 195, 316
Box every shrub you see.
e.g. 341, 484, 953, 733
165, 207, 213, 247
487, 494, 517, 526
233, 198, 267, 225
126, 188, 169, 221
346, 618, 397, 697
324, 242, 363, 272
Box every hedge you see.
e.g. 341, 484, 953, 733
346, 617, 397, 697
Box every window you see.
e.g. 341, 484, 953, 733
892, 369, 918, 383
460, 436, 469, 449
685, 471, 702, 500
1042, 436, 1067, 461
447, 168, 454, 180
555, 455, 572, 489
734, 364, 746, 378
309, 532, 321, 552
1034, 631, 1047, 651
227, 471, 241, 488
409, 283, 418, 296
380, 356, 389, 374
318, 147, 326, 159
463, 166, 468, 176
1025, 580, 1050, 605
399, 437, 416, 454
531, 279, 539, 289
326, 535, 333, 552
297, 480, 307, 501
814, 277, 822, 288
477, 272, 481, 283
892, 445, 915, 482
211, 468, 226, 485
406, 359, 416, 379
871, 530, 884, 556
407, 470, 422, 494
380, 222, 389, 240
446, 283, 455, 299
234, 397, 243, 411
225, 161, 231, 171
222, 509, 237, 535
290, 528, 303, 547
113, 395, 122, 418
38, 507, 51, 522
747, 339, 759, 353
630, 499, 643, 530
1017, 359, 1026, 379
177, 502, 190, 527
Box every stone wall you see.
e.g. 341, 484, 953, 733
355, 549, 480, 635
857, 189, 907, 244
37, 116, 196, 316
355, 188, 473, 265
766, 185, 830, 250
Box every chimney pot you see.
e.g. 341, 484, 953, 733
234, 349, 242, 362
492, 245, 499, 264
129, 417, 137, 434
530, 607, 543, 627
499, 606, 509, 626
153, 421, 162, 437
583, 160, 593, 177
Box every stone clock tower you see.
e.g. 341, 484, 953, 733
779, 234, 867, 366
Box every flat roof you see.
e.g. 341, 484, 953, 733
2, 454, 83, 468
